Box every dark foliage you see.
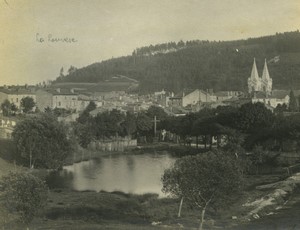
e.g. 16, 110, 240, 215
0, 172, 48, 223
20, 97, 35, 113
1, 99, 17, 116
12, 114, 73, 169
54, 31, 300, 93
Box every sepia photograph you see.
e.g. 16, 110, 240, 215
0, 0, 300, 229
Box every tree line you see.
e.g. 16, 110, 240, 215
54, 31, 300, 93
8, 100, 300, 170
72, 100, 300, 157
160, 102, 300, 152
73, 102, 168, 148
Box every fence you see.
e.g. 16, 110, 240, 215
88, 137, 137, 152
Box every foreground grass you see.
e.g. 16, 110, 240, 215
4, 176, 293, 230
33, 190, 202, 230
0, 189, 199, 229
3, 177, 283, 230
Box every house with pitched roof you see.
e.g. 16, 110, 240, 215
214, 91, 243, 102
0, 86, 36, 109
251, 90, 289, 108
168, 89, 216, 108
36, 88, 78, 111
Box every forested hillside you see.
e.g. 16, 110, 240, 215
55, 31, 300, 93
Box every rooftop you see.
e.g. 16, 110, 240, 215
270, 90, 290, 99
0, 87, 35, 95
38, 88, 77, 96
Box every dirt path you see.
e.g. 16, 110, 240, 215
229, 173, 300, 230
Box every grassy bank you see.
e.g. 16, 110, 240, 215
4, 189, 200, 229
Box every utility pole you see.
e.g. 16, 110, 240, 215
152, 116, 160, 141
154, 116, 160, 137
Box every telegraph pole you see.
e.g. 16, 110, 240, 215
152, 116, 160, 140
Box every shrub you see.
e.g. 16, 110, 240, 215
0, 172, 48, 223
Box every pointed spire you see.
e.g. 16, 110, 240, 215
250, 58, 259, 80
262, 58, 270, 80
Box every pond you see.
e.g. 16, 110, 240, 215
46, 153, 176, 196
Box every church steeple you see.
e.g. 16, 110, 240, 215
261, 58, 272, 94
250, 58, 259, 80
248, 58, 272, 95
262, 59, 270, 80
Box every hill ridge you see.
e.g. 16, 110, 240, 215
55, 30, 300, 93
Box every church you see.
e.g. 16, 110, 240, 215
247, 58, 289, 109
248, 58, 272, 95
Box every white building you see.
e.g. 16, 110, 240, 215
0, 87, 36, 109
36, 88, 78, 111
252, 90, 290, 108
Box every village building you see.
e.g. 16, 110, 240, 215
251, 90, 290, 108
248, 58, 273, 95
0, 86, 36, 110
214, 91, 243, 102
247, 58, 289, 109
0, 116, 18, 139
169, 89, 216, 108
36, 88, 78, 111
76, 93, 103, 111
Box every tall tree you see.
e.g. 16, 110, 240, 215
93, 109, 126, 138
162, 151, 243, 230
146, 105, 168, 121
68, 65, 77, 75
73, 101, 97, 147
59, 67, 64, 78
12, 114, 72, 169
289, 90, 298, 112
236, 102, 274, 133
136, 112, 153, 137
192, 117, 225, 149
20, 97, 35, 113
1, 99, 13, 116
73, 122, 94, 148
77, 101, 97, 124
121, 112, 137, 137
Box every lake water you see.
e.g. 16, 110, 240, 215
47, 153, 176, 196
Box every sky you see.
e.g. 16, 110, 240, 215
0, 0, 299, 85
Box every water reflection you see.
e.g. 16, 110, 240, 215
47, 153, 175, 196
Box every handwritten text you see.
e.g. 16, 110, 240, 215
36, 33, 77, 43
